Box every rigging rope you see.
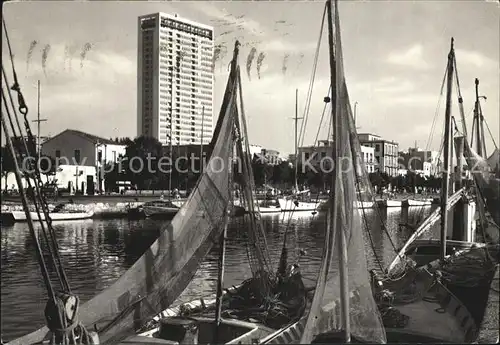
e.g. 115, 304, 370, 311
2, 17, 94, 344
298, 2, 327, 147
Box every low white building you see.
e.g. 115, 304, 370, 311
298, 140, 375, 173
41, 129, 126, 194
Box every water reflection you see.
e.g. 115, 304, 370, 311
1, 207, 433, 341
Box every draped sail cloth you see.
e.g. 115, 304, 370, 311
8, 58, 239, 345
299, 1, 386, 343
462, 139, 500, 226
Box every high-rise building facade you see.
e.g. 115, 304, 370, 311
137, 13, 214, 146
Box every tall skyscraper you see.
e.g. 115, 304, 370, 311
137, 13, 214, 146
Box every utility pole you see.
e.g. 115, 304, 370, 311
32, 80, 47, 160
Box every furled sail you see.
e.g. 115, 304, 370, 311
8, 44, 241, 345
299, 0, 386, 343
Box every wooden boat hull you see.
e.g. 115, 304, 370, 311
143, 206, 178, 218
8, 210, 94, 222
404, 239, 487, 268
260, 269, 478, 344
122, 284, 275, 344
404, 199, 433, 207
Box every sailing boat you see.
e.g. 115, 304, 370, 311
277, 89, 322, 213
5, 33, 303, 344
377, 39, 499, 343
260, 1, 486, 344
387, 47, 500, 273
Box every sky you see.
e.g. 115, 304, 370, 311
2, 0, 499, 157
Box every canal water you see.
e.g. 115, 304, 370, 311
1, 206, 435, 341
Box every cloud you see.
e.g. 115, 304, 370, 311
2, 42, 136, 139
455, 49, 497, 69
189, 2, 265, 38
386, 44, 430, 70
259, 39, 317, 53
373, 78, 415, 94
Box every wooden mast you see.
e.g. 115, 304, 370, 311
440, 38, 455, 262
473, 78, 482, 156
213, 40, 240, 344
293, 89, 303, 192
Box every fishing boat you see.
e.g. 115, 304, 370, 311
142, 200, 179, 218
375, 199, 402, 208
405, 199, 433, 207
8, 210, 94, 222
263, 2, 484, 344
277, 191, 321, 212
256, 199, 281, 214
381, 38, 500, 344
4, 25, 305, 343
276, 89, 321, 213
399, 239, 486, 268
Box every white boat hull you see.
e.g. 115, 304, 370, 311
354, 201, 374, 209
277, 198, 320, 212
257, 206, 282, 214
406, 199, 433, 207
9, 210, 94, 222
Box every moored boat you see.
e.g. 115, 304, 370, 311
142, 200, 180, 218
277, 195, 322, 212
8, 210, 94, 222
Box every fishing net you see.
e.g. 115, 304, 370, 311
299, 1, 386, 343
210, 67, 304, 330
462, 138, 500, 228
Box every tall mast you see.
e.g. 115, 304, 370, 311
474, 78, 482, 156
293, 89, 303, 192
32, 80, 47, 161
440, 38, 455, 262
213, 41, 240, 344
329, 0, 350, 340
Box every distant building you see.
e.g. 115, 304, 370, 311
261, 149, 281, 165
399, 147, 441, 177
249, 144, 263, 158
41, 129, 126, 194
358, 133, 399, 176
137, 12, 214, 146
297, 140, 375, 173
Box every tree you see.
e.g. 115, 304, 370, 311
251, 155, 266, 187
123, 136, 163, 190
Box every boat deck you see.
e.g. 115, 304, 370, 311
119, 335, 178, 344
392, 299, 465, 343
477, 264, 499, 343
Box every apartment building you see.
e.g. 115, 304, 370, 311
358, 133, 399, 176
137, 13, 214, 146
